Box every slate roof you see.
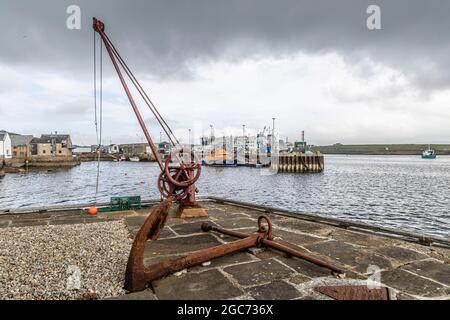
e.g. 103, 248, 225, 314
31, 134, 70, 144
9, 134, 33, 147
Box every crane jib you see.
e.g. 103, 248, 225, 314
92, 17, 201, 207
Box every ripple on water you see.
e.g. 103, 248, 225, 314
0, 156, 449, 238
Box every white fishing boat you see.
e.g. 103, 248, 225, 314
129, 156, 140, 162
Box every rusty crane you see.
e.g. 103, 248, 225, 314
92, 17, 345, 292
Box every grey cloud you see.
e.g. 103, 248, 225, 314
1, 1, 450, 90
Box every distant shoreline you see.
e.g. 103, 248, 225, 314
320, 152, 448, 156
312, 144, 450, 156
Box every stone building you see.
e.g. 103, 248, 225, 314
10, 133, 33, 159
119, 143, 151, 156
30, 134, 74, 157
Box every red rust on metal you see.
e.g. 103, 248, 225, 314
126, 208, 346, 292
202, 215, 346, 275
125, 202, 269, 292
124, 198, 173, 292
315, 285, 390, 300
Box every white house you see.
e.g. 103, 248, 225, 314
0, 131, 12, 160
108, 144, 120, 154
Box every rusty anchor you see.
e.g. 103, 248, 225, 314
124, 199, 345, 292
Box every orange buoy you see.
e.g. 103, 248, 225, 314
87, 206, 98, 215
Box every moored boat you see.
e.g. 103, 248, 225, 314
422, 145, 436, 159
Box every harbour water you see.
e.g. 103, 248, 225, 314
0, 155, 449, 238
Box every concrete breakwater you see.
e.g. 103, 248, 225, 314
277, 154, 324, 173
0, 156, 81, 174
25, 156, 81, 168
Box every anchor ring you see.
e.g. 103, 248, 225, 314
257, 215, 273, 240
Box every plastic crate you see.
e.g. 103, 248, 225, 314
109, 196, 142, 211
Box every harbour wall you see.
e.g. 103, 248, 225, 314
277, 154, 324, 173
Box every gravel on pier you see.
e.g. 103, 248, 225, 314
0, 220, 132, 300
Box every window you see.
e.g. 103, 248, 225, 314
59, 150, 62, 154
43, 150, 46, 154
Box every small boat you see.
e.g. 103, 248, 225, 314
129, 156, 140, 162
422, 145, 436, 159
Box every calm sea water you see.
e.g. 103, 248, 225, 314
0, 155, 449, 238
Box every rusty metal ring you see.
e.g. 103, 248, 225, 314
257, 215, 273, 240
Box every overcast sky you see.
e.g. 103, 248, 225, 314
1, 0, 450, 146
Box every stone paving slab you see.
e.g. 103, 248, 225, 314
190, 251, 256, 272
374, 246, 429, 267
223, 259, 293, 286
401, 259, 450, 286
304, 240, 393, 273
171, 220, 219, 235
153, 269, 244, 300
272, 218, 333, 236
144, 234, 222, 256
327, 229, 391, 248
248, 280, 302, 300
213, 217, 258, 229
276, 256, 334, 278
380, 269, 450, 298
272, 229, 327, 246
